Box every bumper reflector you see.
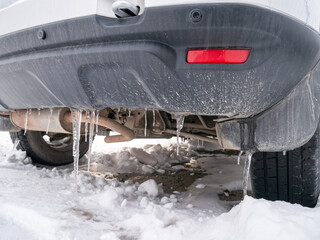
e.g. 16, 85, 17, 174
187, 49, 250, 64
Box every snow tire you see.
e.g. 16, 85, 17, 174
251, 128, 320, 207
10, 130, 89, 166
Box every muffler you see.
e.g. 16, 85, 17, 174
10, 108, 72, 134
11, 108, 135, 143
64, 111, 135, 143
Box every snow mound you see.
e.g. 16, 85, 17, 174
138, 179, 160, 197
1, 134, 320, 240
117, 196, 320, 240
207, 196, 320, 240
5, 149, 32, 165
89, 140, 192, 175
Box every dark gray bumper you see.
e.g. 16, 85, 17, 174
0, 4, 319, 118
217, 61, 320, 151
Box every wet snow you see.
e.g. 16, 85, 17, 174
0, 133, 320, 239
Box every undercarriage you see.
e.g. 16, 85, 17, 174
1, 108, 221, 145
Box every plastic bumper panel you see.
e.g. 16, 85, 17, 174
0, 4, 319, 117
216, 61, 320, 152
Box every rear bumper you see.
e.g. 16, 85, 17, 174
0, 3, 319, 118
217, 61, 320, 152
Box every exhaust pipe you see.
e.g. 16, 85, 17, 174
164, 129, 219, 144
11, 108, 135, 143
64, 111, 134, 143
0, 115, 21, 132
10, 108, 71, 134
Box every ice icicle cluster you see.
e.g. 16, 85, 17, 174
46, 108, 53, 134
96, 110, 100, 134
176, 115, 185, 156
237, 151, 243, 165
71, 109, 82, 193
243, 152, 253, 197
84, 110, 89, 142
24, 110, 29, 135
87, 111, 96, 172
152, 108, 156, 127
144, 108, 147, 137
12, 139, 20, 151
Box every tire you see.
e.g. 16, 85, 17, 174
250, 128, 320, 207
10, 130, 89, 166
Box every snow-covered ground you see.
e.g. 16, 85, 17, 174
0, 132, 320, 240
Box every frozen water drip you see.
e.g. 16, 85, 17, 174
87, 111, 95, 172
176, 115, 185, 156
46, 108, 53, 134
12, 139, 20, 152
144, 108, 147, 137
237, 151, 243, 165
71, 109, 82, 193
24, 110, 29, 135
96, 110, 99, 134
84, 110, 89, 142
243, 152, 253, 197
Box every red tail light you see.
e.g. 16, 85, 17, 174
187, 49, 250, 64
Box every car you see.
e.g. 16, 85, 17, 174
0, 0, 319, 207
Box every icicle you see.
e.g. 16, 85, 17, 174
24, 110, 28, 135
116, 108, 120, 120
283, 151, 286, 156
71, 109, 82, 192
29, 109, 32, 115
243, 152, 253, 197
176, 115, 185, 156
128, 109, 132, 117
96, 110, 100, 134
84, 110, 89, 142
144, 108, 147, 137
38, 108, 41, 115
201, 140, 204, 147
152, 108, 156, 127
197, 139, 200, 148
87, 111, 95, 172
237, 151, 243, 165
12, 139, 20, 151
46, 108, 53, 134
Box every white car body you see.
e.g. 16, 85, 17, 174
0, 0, 319, 37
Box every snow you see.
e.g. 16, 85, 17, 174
138, 179, 160, 197
0, 132, 320, 239
195, 184, 206, 189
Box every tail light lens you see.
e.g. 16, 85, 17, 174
187, 49, 250, 64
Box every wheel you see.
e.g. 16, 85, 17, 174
250, 127, 320, 207
10, 130, 89, 166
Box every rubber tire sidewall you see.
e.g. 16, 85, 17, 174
250, 127, 320, 207
10, 130, 89, 166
